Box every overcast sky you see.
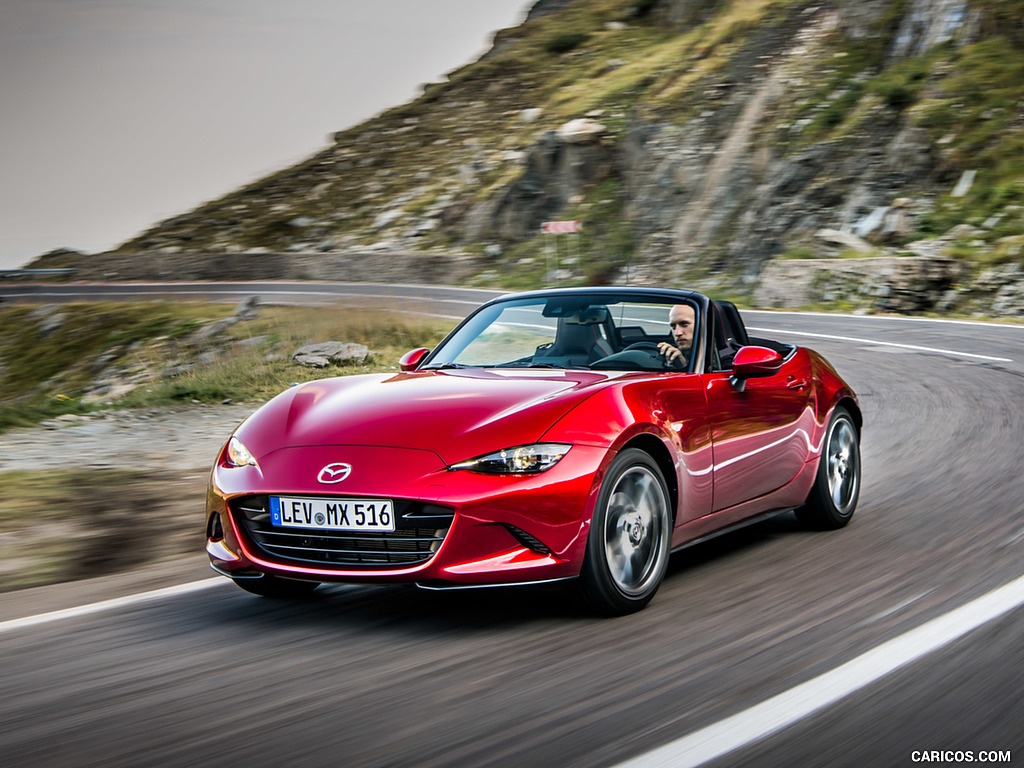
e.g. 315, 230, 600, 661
0, 0, 532, 269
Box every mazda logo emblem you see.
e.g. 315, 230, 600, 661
317, 463, 352, 484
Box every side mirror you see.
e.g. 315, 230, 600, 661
729, 346, 784, 392
399, 347, 430, 372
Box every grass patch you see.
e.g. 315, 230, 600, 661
911, 38, 1024, 161
0, 303, 230, 397
906, 35, 1024, 241
0, 468, 207, 591
777, 246, 822, 260
0, 303, 454, 428
546, 32, 591, 54
113, 307, 455, 408
0, 398, 95, 432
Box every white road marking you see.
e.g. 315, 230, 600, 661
616, 572, 1024, 768
3, 572, 1023, 768
1000, 529, 1024, 548
857, 589, 936, 626
5, 288, 483, 305
748, 325, 1012, 362
0, 578, 223, 635
402, 310, 466, 321
742, 309, 1024, 330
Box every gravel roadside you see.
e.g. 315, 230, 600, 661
0, 404, 257, 591
0, 404, 254, 472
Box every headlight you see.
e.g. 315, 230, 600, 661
225, 436, 258, 468
450, 443, 571, 474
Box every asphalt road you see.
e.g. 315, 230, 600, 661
2, 282, 1023, 768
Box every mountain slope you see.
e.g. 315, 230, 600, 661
103, 0, 1024, 308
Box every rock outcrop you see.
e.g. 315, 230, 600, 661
755, 254, 966, 313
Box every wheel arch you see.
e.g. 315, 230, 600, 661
619, 432, 680, 524
836, 396, 862, 434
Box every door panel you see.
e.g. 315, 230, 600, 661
701, 351, 816, 511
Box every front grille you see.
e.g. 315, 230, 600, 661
231, 495, 454, 568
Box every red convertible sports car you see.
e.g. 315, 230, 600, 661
206, 287, 861, 613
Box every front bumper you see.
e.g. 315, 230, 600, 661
206, 443, 608, 586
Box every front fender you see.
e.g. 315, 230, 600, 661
540, 377, 714, 528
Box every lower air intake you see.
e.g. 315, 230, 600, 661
231, 496, 454, 568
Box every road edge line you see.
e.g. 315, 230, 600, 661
616, 572, 1024, 768
0, 578, 223, 635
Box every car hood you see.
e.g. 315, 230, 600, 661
234, 368, 619, 466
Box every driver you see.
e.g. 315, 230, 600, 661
657, 304, 695, 368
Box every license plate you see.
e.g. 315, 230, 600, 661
270, 496, 395, 532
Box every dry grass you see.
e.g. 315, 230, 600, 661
0, 302, 455, 427
0, 468, 208, 591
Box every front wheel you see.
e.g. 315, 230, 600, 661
232, 575, 321, 598
576, 449, 672, 614
796, 406, 861, 530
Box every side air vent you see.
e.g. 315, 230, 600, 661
504, 524, 552, 555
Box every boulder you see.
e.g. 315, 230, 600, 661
233, 296, 260, 320
187, 317, 239, 344
28, 305, 66, 338
292, 342, 370, 368
555, 118, 607, 144
814, 228, 875, 254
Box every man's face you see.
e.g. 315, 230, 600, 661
668, 304, 695, 352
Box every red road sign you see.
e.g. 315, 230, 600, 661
541, 220, 582, 234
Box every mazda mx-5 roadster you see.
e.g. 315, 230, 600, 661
206, 287, 861, 614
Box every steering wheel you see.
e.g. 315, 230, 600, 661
622, 341, 685, 370
622, 342, 662, 353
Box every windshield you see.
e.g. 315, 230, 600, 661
423, 294, 699, 372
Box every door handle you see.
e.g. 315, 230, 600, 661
786, 378, 808, 391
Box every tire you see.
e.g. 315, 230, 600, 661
576, 448, 672, 614
232, 574, 321, 598
796, 406, 861, 530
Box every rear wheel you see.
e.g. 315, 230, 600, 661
576, 449, 672, 614
232, 575, 320, 598
796, 406, 860, 530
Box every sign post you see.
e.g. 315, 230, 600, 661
540, 221, 582, 284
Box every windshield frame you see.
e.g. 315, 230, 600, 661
419, 288, 708, 374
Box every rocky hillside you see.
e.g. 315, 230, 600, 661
48, 0, 1024, 314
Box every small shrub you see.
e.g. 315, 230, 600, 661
870, 67, 928, 111
166, 383, 237, 403
633, 0, 659, 18
545, 32, 590, 55
779, 247, 820, 260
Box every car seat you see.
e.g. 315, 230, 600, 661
540, 317, 614, 366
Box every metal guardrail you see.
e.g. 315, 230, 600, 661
0, 269, 77, 279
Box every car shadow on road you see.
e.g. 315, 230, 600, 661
200, 512, 809, 633
665, 510, 806, 577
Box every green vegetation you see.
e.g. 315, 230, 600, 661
868, 54, 932, 111
0, 303, 453, 431
777, 246, 821, 260
93, 0, 1024, 300
545, 32, 592, 54
0, 303, 233, 429
905, 37, 1024, 251
119, 307, 452, 407
0, 468, 203, 590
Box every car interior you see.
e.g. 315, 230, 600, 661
434, 294, 797, 374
